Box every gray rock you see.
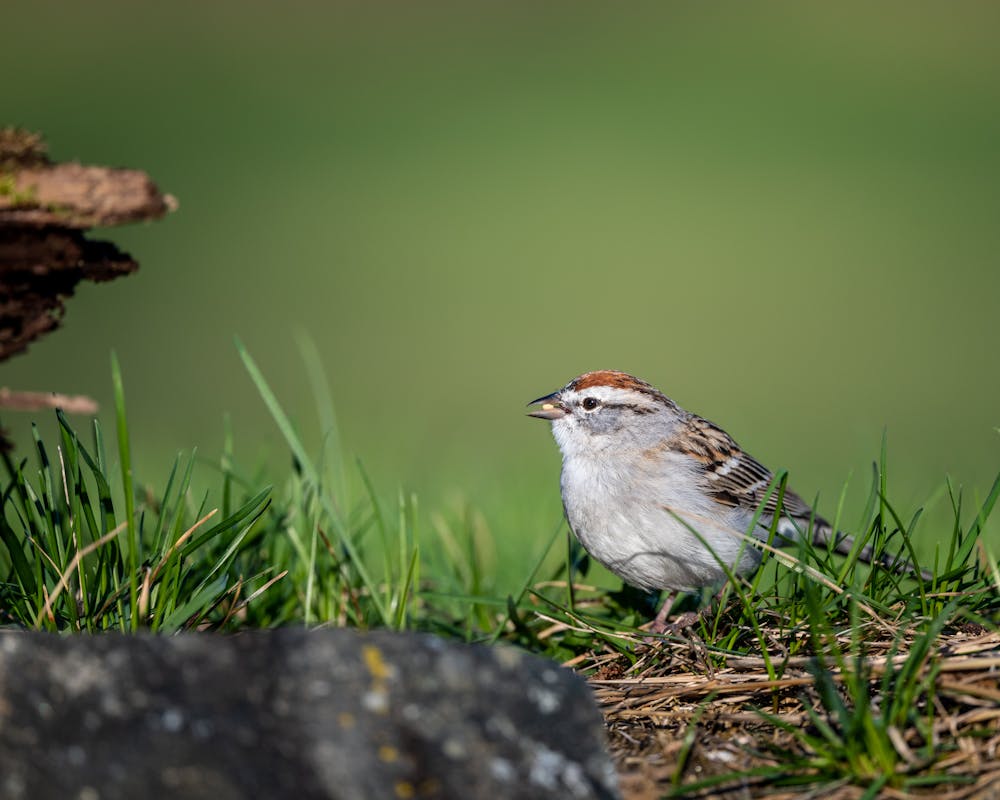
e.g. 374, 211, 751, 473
0, 629, 618, 800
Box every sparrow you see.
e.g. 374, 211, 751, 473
529, 370, 923, 631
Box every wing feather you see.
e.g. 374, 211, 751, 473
674, 415, 821, 524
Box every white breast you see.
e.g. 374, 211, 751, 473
559, 450, 761, 593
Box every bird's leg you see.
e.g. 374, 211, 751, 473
643, 585, 734, 638
641, 592, 701, 635
646, 592, 677, 634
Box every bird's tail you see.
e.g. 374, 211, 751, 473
810, 524, 932, 581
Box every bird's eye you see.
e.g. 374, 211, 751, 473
581, 397, 600, 411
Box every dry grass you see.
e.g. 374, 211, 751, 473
572, 625, 1000, 799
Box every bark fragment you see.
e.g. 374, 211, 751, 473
0, 127, 175, 365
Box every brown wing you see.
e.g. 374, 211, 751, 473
675, 415, 819, 523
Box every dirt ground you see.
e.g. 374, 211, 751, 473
580, 627, 1000, 800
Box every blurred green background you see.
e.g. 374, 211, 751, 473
4, 3, 999, 585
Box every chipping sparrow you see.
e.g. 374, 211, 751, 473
528, 370, 919, 630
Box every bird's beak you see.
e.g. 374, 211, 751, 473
527, 391, 568, 420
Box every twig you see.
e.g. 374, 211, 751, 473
0, 388, 98, 415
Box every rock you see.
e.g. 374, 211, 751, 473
0, 629, 619, 800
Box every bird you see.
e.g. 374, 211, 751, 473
527, 370, 922, 632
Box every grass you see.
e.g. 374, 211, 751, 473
1, 348, 998, 798
0, 354, 272, 632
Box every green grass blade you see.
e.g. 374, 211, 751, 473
237, 339, 390, 625
159, 576, 229, 632
111, 352, 138, 630
0, 513, 37, 598
236, 339, 314, 482
295, 330, 345, 500
963, 471, 1000, 559
489, 514, 564, 644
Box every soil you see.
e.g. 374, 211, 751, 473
582, 626, 1000, 799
